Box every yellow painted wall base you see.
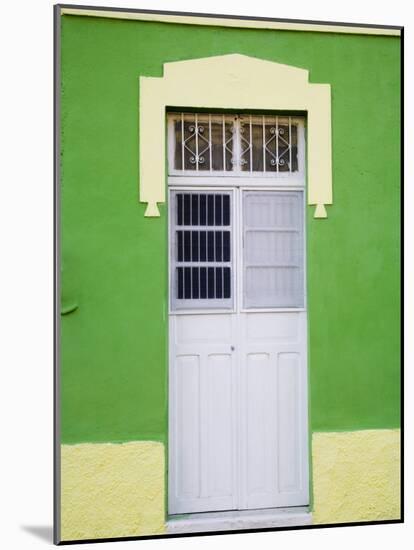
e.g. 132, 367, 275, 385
312, 429, 401, 524
60, 441, 165, 541
59, 431, 400, 539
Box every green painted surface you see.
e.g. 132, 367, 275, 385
60, 15, 400, 443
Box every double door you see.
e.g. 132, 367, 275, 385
168, 187, 309, 514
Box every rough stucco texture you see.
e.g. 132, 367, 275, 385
312, 429, 400, 524
60, 441, 165, 541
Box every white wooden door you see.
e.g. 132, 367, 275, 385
168, 188, 309, 515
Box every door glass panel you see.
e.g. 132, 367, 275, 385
171, 191, 233, 310
243, 191, 304, 308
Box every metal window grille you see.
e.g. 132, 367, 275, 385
168, 113, 300, 175
243, 191, 304, 308
170, 190, 233, 311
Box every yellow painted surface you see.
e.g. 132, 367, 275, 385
61, 8, 401, 36
60, 441, 165, 541
312, 429, 401, 524
139, 54, 332, 219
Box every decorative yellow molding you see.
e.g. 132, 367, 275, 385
61, 8, 401, 37
140, 54, 332, 218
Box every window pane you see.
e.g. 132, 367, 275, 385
245, 231, 301, 265
245, 266, 302, 308
171, 191, 233, 310
172, 114, 235, 172
171, 113, 300, 174
243, 191, 304, 308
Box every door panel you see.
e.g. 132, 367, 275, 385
240, 312, 309, 509
169, 314, 238, 514
175, 355, 200, 499
277, 352, 301, 493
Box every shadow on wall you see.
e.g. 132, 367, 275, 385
21, 525, 53, 543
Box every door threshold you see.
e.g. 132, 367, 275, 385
167, 506, 312, 534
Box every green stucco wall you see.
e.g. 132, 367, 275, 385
60, 15, 400, 444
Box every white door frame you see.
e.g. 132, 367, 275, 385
167, 185, 309, 515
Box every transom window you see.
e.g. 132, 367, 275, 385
168, 112, 305, 178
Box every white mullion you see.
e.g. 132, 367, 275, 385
236, 187, 242, 315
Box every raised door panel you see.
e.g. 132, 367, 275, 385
240, 312, 309, 509
169, 314, 237, 514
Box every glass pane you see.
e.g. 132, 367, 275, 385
243, 191, 304, 308
210, 122, 224, 171
245, 230, 301, 265
290, 124, 298, 172
223, 267, 231, 298
180, 114, 210, 171
224, 120, 234, 171
173, 114, 235, 172
222, 195, 230, 225
251, 120, 264, 172
172, 113, 301, 174
245, 192, 301, 228
177, 193, 231, 226
174, 121, 182, 170
239, 116, 299, 173
245, 266, 303, 308
172, 191, 233, 310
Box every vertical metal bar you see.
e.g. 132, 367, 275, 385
214, 195, 216, 299
276, 115, 279, 173
221, 195, 224, 262
289, 116, 292, 172
198, 225, 201, 299
190, 192, 193, 298
222, 115, 226, 171
221, 195, 224, 299
181, 113, 184, 171
206, 194, 209, 301
262, 115, 266, 172
249, 115, 253, 173
195, 113, 199, 172
209, 114, 212, 172
182, 193, 185, 299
